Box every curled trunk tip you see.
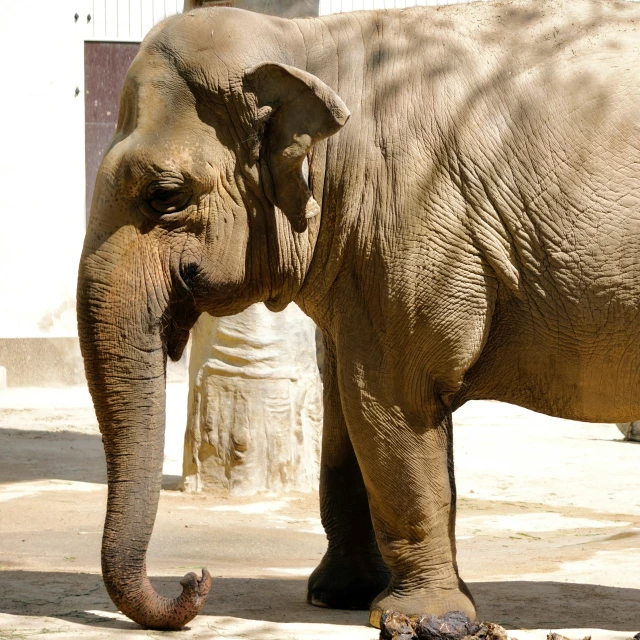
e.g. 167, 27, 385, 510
111, 568, 212, 630
180, 567, 212, 607
163, 568, 212, 630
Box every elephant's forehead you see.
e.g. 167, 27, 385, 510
125, 50, 189, 110
115, 52, 204, 149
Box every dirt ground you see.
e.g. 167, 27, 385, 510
1, 385, 640, 640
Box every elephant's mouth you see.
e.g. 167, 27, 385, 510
165, 297, 200, 360
166, 316, 194, 362
165, 275, 201, 362
162, 255, 202, 362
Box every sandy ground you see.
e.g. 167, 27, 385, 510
1, 385, 640, 640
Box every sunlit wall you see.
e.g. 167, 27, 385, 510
0, 1, 183, 343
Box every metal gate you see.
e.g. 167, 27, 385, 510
84, 0, 183, 43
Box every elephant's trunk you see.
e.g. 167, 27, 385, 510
77, 235, 210, 630
98, 375, 210, 630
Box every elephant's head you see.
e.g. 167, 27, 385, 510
76, 8, 348, 630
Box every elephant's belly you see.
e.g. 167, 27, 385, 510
460, 308, 640, 423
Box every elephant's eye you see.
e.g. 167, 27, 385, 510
144, 177, 191, 215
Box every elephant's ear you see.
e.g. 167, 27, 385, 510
244, 63, 350, 232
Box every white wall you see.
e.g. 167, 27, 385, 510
0, 0, 184, 341
0, 0, 86, 338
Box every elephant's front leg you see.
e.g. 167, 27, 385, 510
307, 334, 391, 610
341, 372, 475, 627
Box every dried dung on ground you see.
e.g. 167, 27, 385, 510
378, 611, 638, 640
379, 611, 508, 640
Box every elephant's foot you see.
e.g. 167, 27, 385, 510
370, 584, 476, 629
307, 550, 391, 610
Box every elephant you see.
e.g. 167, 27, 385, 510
76, 0, 640, 631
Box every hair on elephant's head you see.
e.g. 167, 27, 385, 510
76, 8, 348, 631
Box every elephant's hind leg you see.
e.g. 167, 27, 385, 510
307, 334, 391, 610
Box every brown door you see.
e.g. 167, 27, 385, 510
84, 42, 139, 221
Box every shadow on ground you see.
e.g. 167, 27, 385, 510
472, 581, 640, 630
0, 571, 639, 631
0, 427, 106, 484
0, 427, 179, 489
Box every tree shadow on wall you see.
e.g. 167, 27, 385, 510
1, 572, 640, 632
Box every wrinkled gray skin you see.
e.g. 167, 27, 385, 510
77, 0, 640, 631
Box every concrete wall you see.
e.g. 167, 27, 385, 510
0, 1, 86, 341
0, 1, 182, 385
